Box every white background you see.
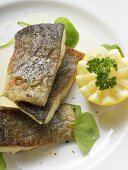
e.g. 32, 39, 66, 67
0, 0, 128, 169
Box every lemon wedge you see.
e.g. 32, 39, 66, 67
76, 46, 128, 106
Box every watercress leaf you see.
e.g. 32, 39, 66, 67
0, 153, 6, 170
54, 17, 79, 48
74, 112, 99, 154
102, 44, 124, 57
72, 105, 81, 117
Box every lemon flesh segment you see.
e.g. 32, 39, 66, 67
108, 49, 122, 64
76, 74, 96, 88
77, 60, 88, 75
80, 81, 97, 98
116, 67, 128, 79
88, 90, 102, 105
76, 46, 128, 106
86, 46, 108, 60
100, 91, 117, 106
118, 58, 128, 69
118, 80, 128, 88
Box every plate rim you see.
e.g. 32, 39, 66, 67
0, 0, 128, 170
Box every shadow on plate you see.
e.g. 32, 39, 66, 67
87, 98, 128, 131
5, 141, 77, 170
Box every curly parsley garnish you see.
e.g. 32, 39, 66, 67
87, 57, 118, 90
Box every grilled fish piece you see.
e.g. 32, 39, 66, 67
0, 104, 75, 153
4, 23, 66, 106
16, 48, 84, 124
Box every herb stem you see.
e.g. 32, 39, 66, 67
102, 44, 124, 58
17, 21, 31, 27
0, 38, 14, 49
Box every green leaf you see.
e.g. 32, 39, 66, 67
0, 38, 14, 49
17, 21, 31, 27
87, 57, 118, 90
0, 153, 6, 170
54, 17, 79, 48
72, 105, 81, 117
102, 44, 124, 58
74, 112, 99, 154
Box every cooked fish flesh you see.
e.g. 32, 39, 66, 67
4, 23, 66, 106
0, 104, 75, 153
16, 48, 84, 124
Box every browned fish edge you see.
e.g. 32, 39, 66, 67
0, 104, 75, 153
16, 48, 85, 124
4, 23, 66, 106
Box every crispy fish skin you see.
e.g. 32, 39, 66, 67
4, 23, 66, 106
16, 48, 84, 124
0, 104, 75, 153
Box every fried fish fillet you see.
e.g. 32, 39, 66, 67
4, 23, 66, 106
0, 104, 75, 153
16, 48, 84, 124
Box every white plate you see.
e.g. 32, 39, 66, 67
0, 0, 128, 170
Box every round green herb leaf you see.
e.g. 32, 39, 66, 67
0, 153, 6, 170
74, 112, 99, 154
54, 17, 79, 48
72, 105, 81, 117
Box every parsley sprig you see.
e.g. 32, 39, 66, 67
87, 57, 118, 90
